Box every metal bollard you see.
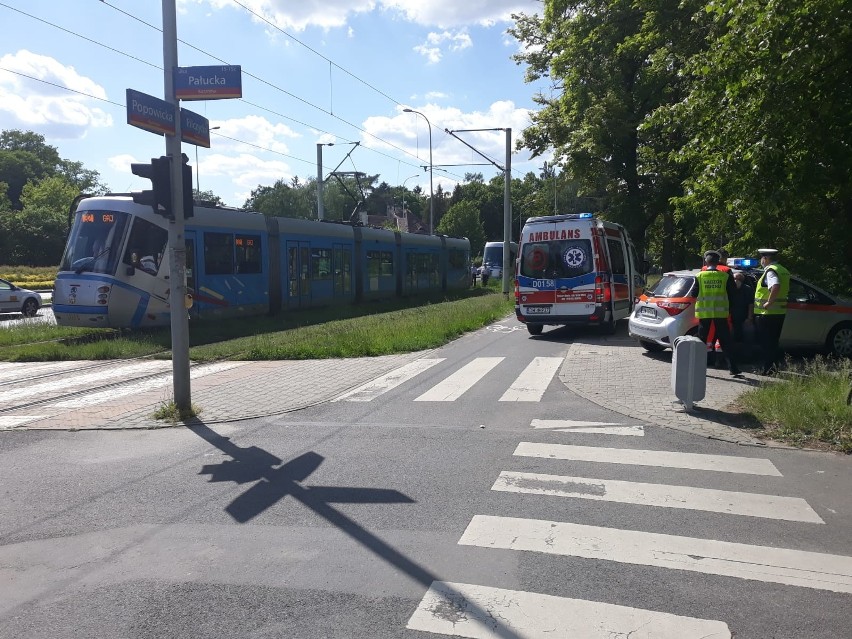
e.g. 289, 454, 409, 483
672, 335, 707, 411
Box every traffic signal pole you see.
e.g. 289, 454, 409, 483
162, 0, 191, 411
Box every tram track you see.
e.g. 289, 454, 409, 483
0, 357, 196, 415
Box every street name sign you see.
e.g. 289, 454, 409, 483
174, 65, 242, 100
126, 89, 176, 136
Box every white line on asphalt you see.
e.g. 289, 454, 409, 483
498, 357, 563, 401
2, 361, 172, 403
50, 362, 246, 408
459, 516, 852, 593
531, 418, 642, 435
514, 442, 782, 476
415, 357, 504, 402
332, 358, 444, 402
0, 415, 49, 429
406, 581, 731, 638
492, 471, 823, 523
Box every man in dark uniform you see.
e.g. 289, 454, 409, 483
753, 248, 790, 374
695, 251, 742, 377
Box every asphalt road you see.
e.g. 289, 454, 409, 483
0, 324, 850, 638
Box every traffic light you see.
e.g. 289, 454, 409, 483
131, 156, 173, 219
130, 155, 194, 220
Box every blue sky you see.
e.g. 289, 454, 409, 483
0, 0, 551, 207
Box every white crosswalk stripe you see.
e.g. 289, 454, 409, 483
49, 362, 246, 407
498, 357, 563, 401
407, 581, 731, 638
0, 360, 85, 383
531, 418, 642, 435
492, 470, 823, 522
1, 361, 172, 405
333, 358, 444, 402
458, 515, 852, 594
0, 415, 49, 429
415, 357, 504, 402
514, 441, 782, 475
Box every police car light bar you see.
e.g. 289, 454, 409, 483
728, 257, 759, 268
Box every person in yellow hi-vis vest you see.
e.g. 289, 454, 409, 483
754, 248, 790, 375
695, 251, 743, 377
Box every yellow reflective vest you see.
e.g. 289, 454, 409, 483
754, 263, 790, 315
695, 269, 730, 319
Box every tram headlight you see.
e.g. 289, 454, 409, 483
97, 293, 109, 302
97, 286, 111, 294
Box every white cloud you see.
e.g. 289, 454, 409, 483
211, 115, 299, 155
201, 0, 539, 30
414, 30, 472, 63
0, 50, 112, 138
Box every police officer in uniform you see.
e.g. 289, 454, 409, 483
695, 250, 742, 377
754, 248, 790, 374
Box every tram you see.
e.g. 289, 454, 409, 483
53, 195, 471, 328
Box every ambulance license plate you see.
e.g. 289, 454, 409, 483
639, 306, 657, 318
526, 305, 551, 315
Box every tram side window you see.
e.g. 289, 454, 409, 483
448, 249, 466, 269
312, 248, 332, 280
235, 234, 262, 274
367, 251, 394, 278
123, 217, 168, 275
205, 232, 234, 275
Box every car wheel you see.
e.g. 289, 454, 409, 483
526, 323, 543, 336
826, 322, 852, 358
639, 339, 666, 353
22, 298, 39, 317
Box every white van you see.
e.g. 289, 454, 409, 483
479, 241, 518, 280
515, 213, 643, 335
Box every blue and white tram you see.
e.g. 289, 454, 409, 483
53, 195, 471, 328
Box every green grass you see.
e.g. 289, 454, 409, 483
738, 356, 852, 453
0, 289, 516, 362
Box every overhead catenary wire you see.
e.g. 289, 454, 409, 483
1, 1, 496, 187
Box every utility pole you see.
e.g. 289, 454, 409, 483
162, 0, 191, 411
502, 128, 512, 295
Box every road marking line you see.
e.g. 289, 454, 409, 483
514, 442, 781, 476
532, 418, 642, 435
50, 362, 245, 408
492, 471, 823, 523
0, 415, 48, 429
333, 358, 444, 402
415, 357, 504, 402
407, 581, 731, 638
0, 361, 84, 383
498, 357, 563, 401
459, 516, 852, 593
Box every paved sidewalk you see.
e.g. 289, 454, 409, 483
559, 333, 768, 446
5, 325, 770, 445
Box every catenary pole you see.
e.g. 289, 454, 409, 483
162, 0, 191, 410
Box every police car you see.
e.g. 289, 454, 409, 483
628, 262, 852, 358
0, 278, 42, 317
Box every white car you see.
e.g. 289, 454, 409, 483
628, 269, 852, 358
0, 278, 42, 317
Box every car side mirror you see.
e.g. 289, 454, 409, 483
126, 265, 135, 276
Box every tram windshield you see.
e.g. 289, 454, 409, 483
60, 210, 129, 275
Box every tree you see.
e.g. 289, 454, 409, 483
668, 0, 852, 292
510, 1, 707, 269
437, 200, 486, 255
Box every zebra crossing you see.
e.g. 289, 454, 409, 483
406, 421, 852, 638
334, 356, 565, 403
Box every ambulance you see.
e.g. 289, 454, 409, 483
515, 213, 644, 336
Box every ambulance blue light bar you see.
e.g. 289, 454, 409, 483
728, 257, 759, 268
577, 212, 594, 218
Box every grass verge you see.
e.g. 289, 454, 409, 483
0, 288, 515, 362
736, 356, 852, 453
